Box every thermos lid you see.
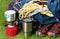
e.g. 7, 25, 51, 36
23, 18, 32, 23
5, 10, 16, 15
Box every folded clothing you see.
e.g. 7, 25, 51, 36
19, 1, 54, 20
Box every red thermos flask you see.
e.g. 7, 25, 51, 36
6, 25, 18, 36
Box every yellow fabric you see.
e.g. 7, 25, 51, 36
40, 6, 54, 17
19, 1, 54, 19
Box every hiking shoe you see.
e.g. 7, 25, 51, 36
47, 23, 60, 37
36, 24, 52, 36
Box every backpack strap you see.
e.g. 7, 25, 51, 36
13, 0, 22, 11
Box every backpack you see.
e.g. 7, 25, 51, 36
48, 0, 60, 21
8, 0, 31, 11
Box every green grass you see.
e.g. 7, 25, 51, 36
0, 0, 60, 39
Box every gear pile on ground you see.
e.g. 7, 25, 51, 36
36, 23, 60, 37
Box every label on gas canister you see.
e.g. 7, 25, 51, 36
4, 10, 16, 22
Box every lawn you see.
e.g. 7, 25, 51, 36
0, 0, 60, 39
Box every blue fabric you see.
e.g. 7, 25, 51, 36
8, 0, 31, 11
33, 13, 57, 24
32, 0, 60, 24
48, 0, 60, 21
